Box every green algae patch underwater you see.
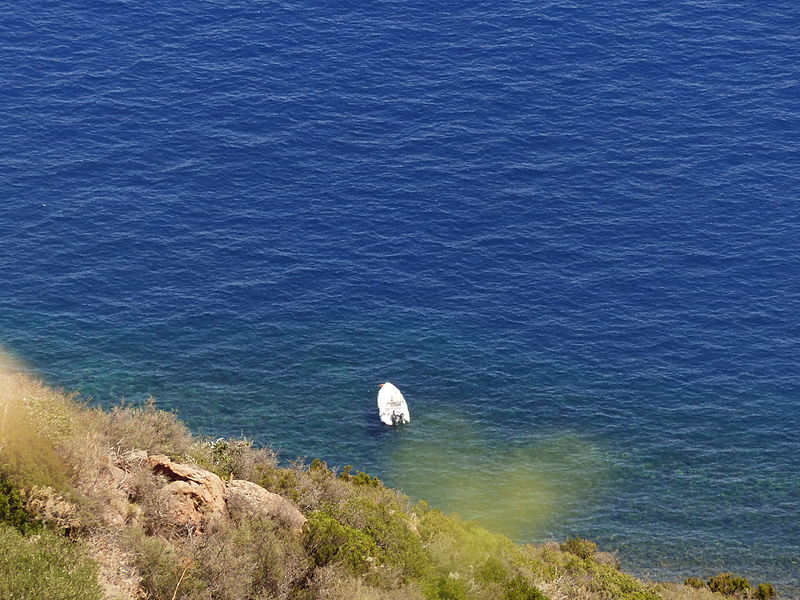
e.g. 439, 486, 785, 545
387, 409, 610, 540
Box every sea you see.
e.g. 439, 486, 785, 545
1, 0, 799, 595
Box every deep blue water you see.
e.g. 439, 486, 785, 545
2, 0, 799, 594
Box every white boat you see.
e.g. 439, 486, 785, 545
377, 382, 410, 425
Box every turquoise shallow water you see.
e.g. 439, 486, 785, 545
1, 0, 799, 594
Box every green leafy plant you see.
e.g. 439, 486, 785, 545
338, 464, 383, 487
0, 476, 40, 534
304, 511, 382, 574
707, 572, 752, 596
0, 523, 102, 600
582, 560, 660, 600
684, 572, 777, 599
427, 575, 470, 600
503, 575, 548, 600
755, 583, 776, 600
257, 467, 301, 503
561, 536, 598, 560
476, 556, 508, 584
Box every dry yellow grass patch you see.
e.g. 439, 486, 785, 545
0, 363, 77, 489
651, 582, 725, 600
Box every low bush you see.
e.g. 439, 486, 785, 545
707, 572, 752, 596
0, 476, 39, 534
0, 523, 102, 600
561, 536, 598, 560
288, 459, 354, 511
102, 397, 194, 459
503, 575, 548, 600
304, 511, 383, 575
189, 436, 279, 482
476, 556, 509, 584
308, 563, 425, 600
25, 485, 80, 531
427, 574, 471, 600
339, 464, 383, 487
755, 583, 776, 600
595, 550, 622, 570
682, 572, 777, 600
582, 560, 660, 600
192, 517, 301, 600
258, 466, 303, 503
418, 507, 513, 572
331, 497, 432, 581
128, 514, 310, 600
126, 527, 203, 600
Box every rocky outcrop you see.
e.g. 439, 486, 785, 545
226, 479, 307, 532
146, 454, 228, 531
141, 454, 306, 535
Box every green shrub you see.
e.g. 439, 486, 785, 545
427, 575, 470, 600
707, 572, 752, 596
257, 467, 302, 503
684, 577, 705, 588
503, 575, 548, 600
310, 458, 332, 474
338, 464, 383, 486
128, 529, 195, 599
582, 560, 660, 600
338, 464, 355, 481
338, 498, 431, 580
0, 523, 102, 600
208, 437, 248, 477
418, 507, 513, 573
683, 573, 776, 599
126, 525, 215, 600
305, 511, 382, 574
0, 476, 40, 534
354, 471, 383, 486
560, 536, 598, 560
756, 583, 776, 600
476, 556, 508, 583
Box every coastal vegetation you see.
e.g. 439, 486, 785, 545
0, 364, 778, 600
685, 574, 776, 600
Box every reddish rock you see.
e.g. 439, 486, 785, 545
147, 454, 227, 531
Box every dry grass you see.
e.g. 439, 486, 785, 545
25, 485, 80, 530
124, 516, 310, 600
0, 370, 76, 489
99, 397, 195, 459
186, 437, 280, 482
651, 582, 725, 600
84, 530, 144, 600
309, 564, 425, 600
